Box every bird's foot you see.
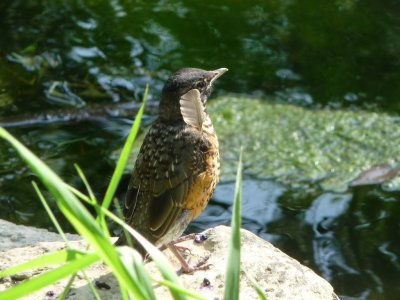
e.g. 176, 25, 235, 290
159, 242, 191, 254
174, 245, 192, 255
178, 255, 212, 274
159, 233, 208, 253
158, 234, 195, 252
166, 243, 212, 274
172, 233, 197, 244
174, 233, 209, 244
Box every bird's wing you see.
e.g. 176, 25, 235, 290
123, 123, 208, 239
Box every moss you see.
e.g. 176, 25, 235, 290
209, 97, 400, 191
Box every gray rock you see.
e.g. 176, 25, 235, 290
0, 219, 81, 251
0, 220, 339, 299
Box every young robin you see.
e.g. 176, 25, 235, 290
116, 67, 228, 272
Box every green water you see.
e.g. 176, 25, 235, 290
1, 1, 400, 299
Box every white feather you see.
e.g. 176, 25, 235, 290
179, 89, 206, 131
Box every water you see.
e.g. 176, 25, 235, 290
1, 1, 400, 299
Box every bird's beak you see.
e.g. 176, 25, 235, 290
210, 68, 228, 84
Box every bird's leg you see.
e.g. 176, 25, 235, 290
170, 234, 197, 255
173, 233, 197, 243
173, 232, 209, 246
158, 242, 190, 254
163, 232, 208, 254
173, 244, 192, 255
158, 233, 198, 253
166, 242, 211, 274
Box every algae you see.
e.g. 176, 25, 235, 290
208, 97, 400, 191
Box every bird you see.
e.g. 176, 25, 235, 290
116, 67, 228, 272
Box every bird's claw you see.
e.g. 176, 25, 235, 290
179, 255, 212, 274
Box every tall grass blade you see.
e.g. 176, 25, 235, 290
58, 274, 78, 300
74, 163, 96, 202
101, 85, 148, 211
153, 278, 207, 300
244, 270, 267, 300
0, 249, 91, 278
0, 253, 99, 300
121, 224, 187, 300
34, 181, 102, 300
0, 127, 148, 299
224, 149, 243, 300
70, 178, 198, 299
114, 198, 134, 247
74, 163, 109, 234
32, 181, 69, 244
118, 246, 156, 300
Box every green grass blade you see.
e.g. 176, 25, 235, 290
57, 272, 102, 300
153, 278, 207, 300
32, 181, 70, 244
69, 184, 188, 300
0, 253, 99, 300
58, 274, 77, 300
113, 198, 134, 247
101, 85, 148, 210
74, 163, 109, 235
33, 181, 102, 300
74, 163, 96, 202
71, 186, 195, 299
81, 271, 102, 300
67, 185, 93, 205
92, 201, 185, 299
68, 189, 156, 299
244, 270, 267, 300
119, 224, 187, 300
0, 127, 148, 299
224, 149, 243, 300
121, 286, 129, 300
0, 249, 90, 278
69, 186, 185, 299
69, 185, 196, 300
118, 247, 156, 300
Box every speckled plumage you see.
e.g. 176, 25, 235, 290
116, 68, 227, 258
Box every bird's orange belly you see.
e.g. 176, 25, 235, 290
186, 135, 220, 219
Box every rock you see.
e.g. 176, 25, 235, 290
0, 220, 339, 299
154, 226, 340, 300
0, 219, 81, 251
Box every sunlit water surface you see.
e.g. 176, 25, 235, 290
1, 1, 400, 299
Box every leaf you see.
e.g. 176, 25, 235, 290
224, 148, 243, 300
123, 227, 188, 300
0, 253, 99, 300
244, 270, 267, 300
102, 85, 148, 211
0, 127, 148, 300
179, 89, 205, 131
0, 249, 89, 278
350, 164, 400, 186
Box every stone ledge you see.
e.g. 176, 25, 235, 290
0, 219, 339, 299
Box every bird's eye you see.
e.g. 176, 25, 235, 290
195, 80, 207, 89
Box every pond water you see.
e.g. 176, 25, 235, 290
1, 1, 400, 299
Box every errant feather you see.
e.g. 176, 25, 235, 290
179, 89, 205, 131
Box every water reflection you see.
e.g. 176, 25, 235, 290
2, 1, 400, 112
191, 179, 287, 239
1, 1, 400, 299
306, 193, 359, 282
191, 180, 400, 299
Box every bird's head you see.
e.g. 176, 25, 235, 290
159, 67, 228, 123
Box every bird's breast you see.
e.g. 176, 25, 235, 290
185, 122, 220, 219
